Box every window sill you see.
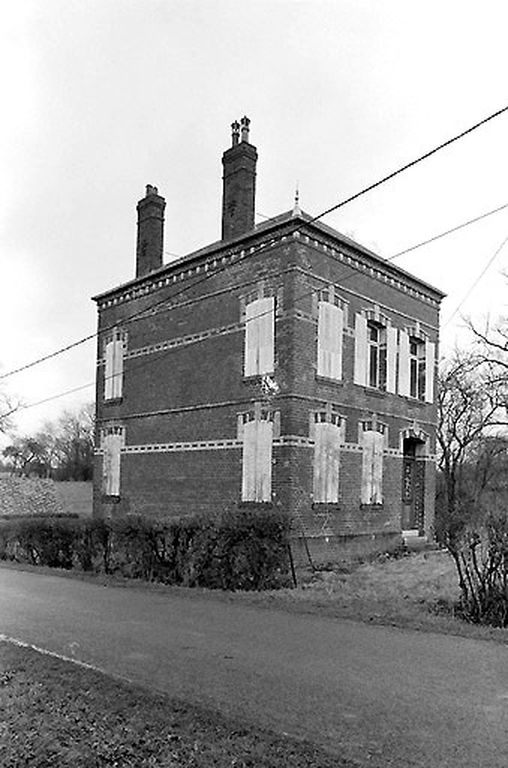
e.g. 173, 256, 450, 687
401, 396, 427, 406
315, 375, 344, 386
101, 495, 121, 503
362, 387, 386, 398
103, 397, 123, 406
360, 502, 384, 510
242, 373, 275, 382
312, 502, 341, 510
238, 501, 273, 508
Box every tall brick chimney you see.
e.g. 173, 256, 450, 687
136, 185, 165, 278
221, 116, 257, 241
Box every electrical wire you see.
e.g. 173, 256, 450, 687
390, 202, 508, 259
442, 233, 508, 328
2, 102, 508, 383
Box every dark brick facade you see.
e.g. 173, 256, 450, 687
93, 122, 444, 561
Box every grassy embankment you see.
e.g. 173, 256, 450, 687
0, 642, 347, 768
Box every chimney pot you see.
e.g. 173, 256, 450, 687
240, 115, 250, 142
231, 121, 240, 146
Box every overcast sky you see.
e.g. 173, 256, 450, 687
2, 0, 508, 438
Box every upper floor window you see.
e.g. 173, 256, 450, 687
398, 330, 435, 403
354, 313, 397, 393
409, 338, 426, 400
317, 300, 344, 380
367, 322, 387, 390
244, 297, 275, 377
104, 330, 126, 401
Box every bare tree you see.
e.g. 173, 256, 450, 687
436, 353, 508, 625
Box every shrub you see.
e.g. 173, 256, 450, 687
0, 509, 292, 591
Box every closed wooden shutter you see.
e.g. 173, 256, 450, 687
103, 433, 122, 496
313, 422, 341, 502
244, 302, 259, 376
104, 342, 114, 400
324, 422, 340, 502
398, 330, 410, 396
256, 419, 273, 502
317, 302, 343, 380
257, 297, 275, 374
242, 418, 273, 501
386, 326, 398, 393
354, 313, 368, 386
361, 430, 375, 503
241, 420, 257, 500
372, 431, 384, 503
244, 298, 274, 376
112, 340, 124, 398
313, 423, 326, 502
425, 340, 435, 403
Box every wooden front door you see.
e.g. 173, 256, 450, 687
401, 438, 424, 531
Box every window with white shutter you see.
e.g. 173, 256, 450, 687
354, 313, 397, 392
317, 301, 343, 380
360, 421, 386, 504
399, 329, 435, 403
101, 426, 124, 496
241, 414, 273, 501
244, 297, 275, 377
104, 330, 125, 400
312, 412, 344, 503
424, 340, 435, 404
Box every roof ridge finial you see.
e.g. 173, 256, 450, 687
292, 181, 301, 216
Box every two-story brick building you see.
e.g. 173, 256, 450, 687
93, 117, 444, 560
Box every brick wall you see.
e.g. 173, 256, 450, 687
93, 216, 442, 557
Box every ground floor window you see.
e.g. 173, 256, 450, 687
101, 425, 124, 496
241, 413, 273, 502
312, 411, 344, 503
360, 420, 386, 504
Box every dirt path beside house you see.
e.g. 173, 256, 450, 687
0, 566, 507, 767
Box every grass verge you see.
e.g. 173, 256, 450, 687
0, 641, 349, 768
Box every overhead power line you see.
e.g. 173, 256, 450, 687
390, 202, 508, 259
2, 102, 508, 389
310, 104, 508, 225
442, 233, 508, 327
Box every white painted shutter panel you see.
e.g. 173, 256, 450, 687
317, 303, 329, 377
256, 419, 273, 502
103, 434, 122, 496
354, 313, 368, 386
398, 330, 410, 397
317, 302, 342, 379
257, 297, 275, 374
104, 342, 114, 400
313, 423, 325, 502
244, 302, 260, 376
372, 431, 384, 504
324, 423, 340, 503
425, 340, 435, 404
241, 420, 257, 500
361, 430, 374, 504
330, 305, 343, 380
386, 326, 398, 394
112, 340, 124, 399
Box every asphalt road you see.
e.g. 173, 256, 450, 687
0, 567, 507, 767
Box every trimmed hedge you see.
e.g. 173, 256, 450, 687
0, 509, 292, 591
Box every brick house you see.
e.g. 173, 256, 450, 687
93, 117, 444, 560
